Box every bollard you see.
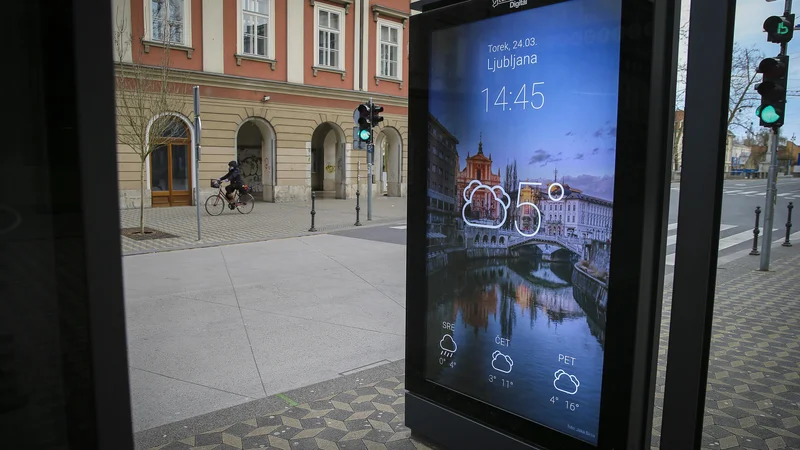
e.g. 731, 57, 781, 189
750, 206, 761, 256
355, 188, 362, 226
783, 202, 793, 247
309, 191, 317, 232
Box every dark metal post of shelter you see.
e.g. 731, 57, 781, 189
659, 1, 737, 449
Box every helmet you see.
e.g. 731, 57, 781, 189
229, 160, 239, 168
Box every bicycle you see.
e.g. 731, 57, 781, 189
205, 179, 255, 215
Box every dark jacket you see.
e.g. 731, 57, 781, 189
220, 166, 243, 185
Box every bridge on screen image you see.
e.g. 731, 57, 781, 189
465, 228, 584, 260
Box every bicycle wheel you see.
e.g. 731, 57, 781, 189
205, 195, 225, 216
237, 194, 255, 214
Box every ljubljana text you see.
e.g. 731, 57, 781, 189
488, 53, 538, 72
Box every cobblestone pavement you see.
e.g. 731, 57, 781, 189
146, 375, 433, 450
651, 249, 800, 449
119, 197, 407, 255
141, 369, 439, 450
139, 248, 798, 450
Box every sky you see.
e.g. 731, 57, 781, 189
679, 0, 800, 140
428, 0, 621, 201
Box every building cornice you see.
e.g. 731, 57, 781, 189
114, 63, 409, 107
372, 5, 410, 27
310, 0, 353, 14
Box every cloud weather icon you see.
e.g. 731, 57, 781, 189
491, 350, 513, 374
554, 369, 580, 395
440, 334, 457, 357
462, 180, 511, 229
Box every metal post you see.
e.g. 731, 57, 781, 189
750, 206, 762, 255
355, 161, 362, 226
368, 96, 373, 221
760, 0, 793, 270
193, 86, 202, 241
783, 201, 793, 246
309, 191, 317, 232
760, 130, 779, 269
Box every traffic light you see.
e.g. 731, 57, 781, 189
764, 14, 794, 44
370, 104, 384, 129
354, 103, 372, 142
352, 102, 385, 143
755, 55, 789, 128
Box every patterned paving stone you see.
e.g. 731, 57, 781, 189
148, 368, 437, 450
148, 253, 797, 450
651, 253, 800, 449
120, 197, 407, 255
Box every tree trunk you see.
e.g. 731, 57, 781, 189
140, 159, 146, 234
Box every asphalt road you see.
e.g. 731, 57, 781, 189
333, 177, 800, 270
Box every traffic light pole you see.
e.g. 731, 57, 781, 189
760, 130, 779, 270
760, 0, 792, 271
368, 96, 373, 221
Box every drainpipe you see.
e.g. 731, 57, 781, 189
358, 0, 364, 91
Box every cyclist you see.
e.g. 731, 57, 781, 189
216, 160, 244, 208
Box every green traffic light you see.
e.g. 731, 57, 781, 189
359, 129, 371, 140
778, 22, 789, 34
757, 105, 781, 124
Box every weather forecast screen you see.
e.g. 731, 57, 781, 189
423, 0, 622, 445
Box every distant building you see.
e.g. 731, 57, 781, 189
539, 181, 612, 242
456, 136, 502, 222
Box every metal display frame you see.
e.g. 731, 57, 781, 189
405, 0, 680, 449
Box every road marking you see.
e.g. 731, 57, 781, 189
665, 224, 736, 247
778, 193, 792, 197
715, 231, 800, 265
668, 223, 678, 231
723, 190, 744, 194
734, 191, 760, 195
390, 226, 407, 230
735, 184, 748, 186
665, 228, 777, 265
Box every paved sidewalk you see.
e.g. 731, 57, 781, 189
136, 361, 438, 450
124, 234, 406, 435
120, 197, 407, 256
132, 235, 798, 450
651, 244, 800, 449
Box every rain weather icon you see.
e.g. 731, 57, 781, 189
554, 369, 580, 395
491, 351, 514, 374
440, 334, 457, 357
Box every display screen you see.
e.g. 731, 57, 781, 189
424, 0, 621, 445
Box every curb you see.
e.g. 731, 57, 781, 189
121, 217, 406, 257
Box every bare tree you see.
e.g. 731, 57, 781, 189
113, 6, 188, 234
675, 19, 690, 108
727, 44, 764, 133
673, 35, 763, 170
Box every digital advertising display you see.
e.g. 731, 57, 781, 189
422, 0, 621, 445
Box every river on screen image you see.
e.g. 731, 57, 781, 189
424, 253, 606, 444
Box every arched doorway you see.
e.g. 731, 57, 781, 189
310, 122, 346, 199
149, 115, 192, 207
235, 118, 277, 202
375, 127, 402, 197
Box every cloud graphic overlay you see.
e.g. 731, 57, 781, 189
491, 350, 513, 374
461, 181, 511, 229
554, 369, 580, 395
439, 335, 457, 353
